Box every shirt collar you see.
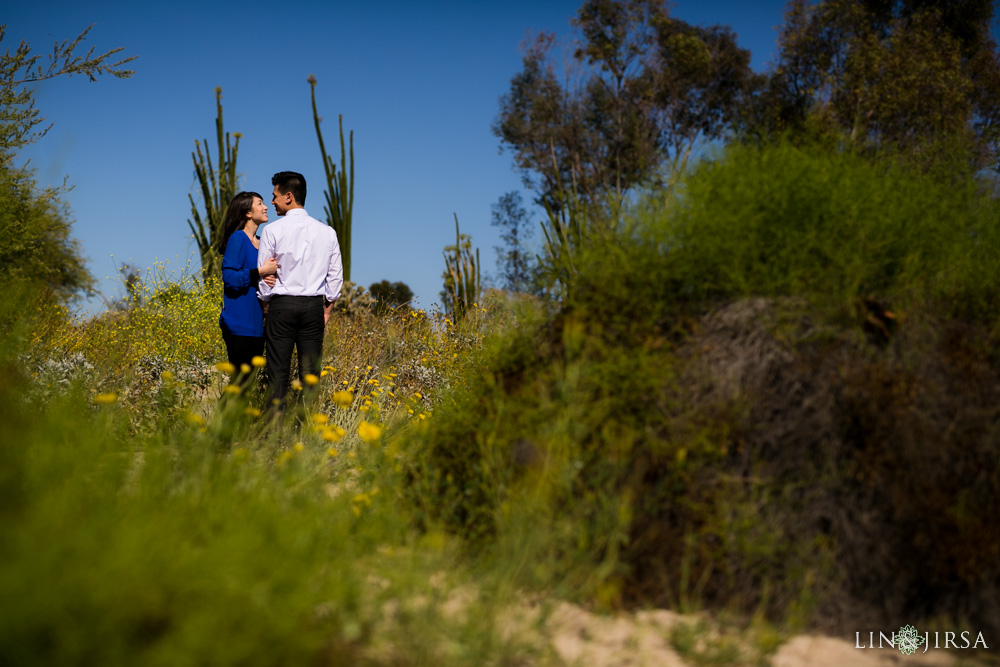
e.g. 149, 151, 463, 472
284, 208, 309, 218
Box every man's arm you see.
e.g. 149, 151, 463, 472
257, 227, 277, 301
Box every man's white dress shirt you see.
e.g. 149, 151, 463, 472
257, 208, 343, 303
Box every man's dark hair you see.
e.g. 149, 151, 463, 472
272, 171, 307, 206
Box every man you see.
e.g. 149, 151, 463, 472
257, 171, 343, 405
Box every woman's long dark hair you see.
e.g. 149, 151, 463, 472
216, 191, 263, 255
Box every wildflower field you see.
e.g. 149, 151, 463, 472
3, 269, 535, 665
4, 142, 1000, 665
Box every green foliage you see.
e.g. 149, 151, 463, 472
407, 141, 1000, 635
2, 276, 533, 665
748, 0, 1000, 171
621, 141, 1000, 322
309, 76, 355, 281
0, 167, 93, 300
187, 88, 240, 282
440, 215, 481, 322
0, 23, 132, 302
536, 176, 604, 299
0, 379, 515, 666
0, 24, 135, 166
368, 280, 413, 313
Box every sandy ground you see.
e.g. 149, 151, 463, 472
502, 600, 983, 666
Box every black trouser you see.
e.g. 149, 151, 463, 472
221, 330, 265, 377
264, 295, 324, 405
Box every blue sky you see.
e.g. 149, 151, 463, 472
6, 0, 789, 313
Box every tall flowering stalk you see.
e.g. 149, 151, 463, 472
309, 75, 355, 281
187, 88, 240, 281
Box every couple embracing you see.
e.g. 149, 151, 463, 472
216, 171, 343, 407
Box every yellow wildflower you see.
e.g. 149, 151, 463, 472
223, 384, 241, 395
215, 361, 236, 374
93, 392, 118, 405
327, 448, 338, 457
251, 356, 266, 367
161, 371, 174, 382
332, 391, 353, 407
357, 421, 383, 443
304, 373, 319, 386
293, 442, 305, 452
185, 412, 206, 426
244, 407, 262, 418
311, 413, 329, 425
240, 363, 251, 375
291, 379, 303, 391
322, 426, 346, 442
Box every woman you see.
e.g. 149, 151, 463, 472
217, 191, 278, 371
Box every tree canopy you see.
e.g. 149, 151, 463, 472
493, 0, 757, 206
491, 191, 537, 294
0, 24, 135, 301
0, 169, 93, 300
368, 280, 413, 312
748, 0, 1000, 170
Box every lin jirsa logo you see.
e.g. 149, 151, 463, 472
856, 625, 988, 655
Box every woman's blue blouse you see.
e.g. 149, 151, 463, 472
219, 231, 263, 337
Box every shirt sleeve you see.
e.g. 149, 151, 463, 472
221, 234, 258, 291
257, 226, 276, 301
325, 228, 344, 303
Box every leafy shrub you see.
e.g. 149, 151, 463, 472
406, 142, 1000, 634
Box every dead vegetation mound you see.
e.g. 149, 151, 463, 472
638, 297, 1000, 635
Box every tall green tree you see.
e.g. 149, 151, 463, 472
0, 24, 134, 301
0, 169, 93, 300
493, 0, 756, 206
748, 0, 1000, 171
309, 75, 355, 281
187, 88, 240, 281
491, 191, 537, 294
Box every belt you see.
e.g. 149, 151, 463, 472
269, 294, 324, 301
